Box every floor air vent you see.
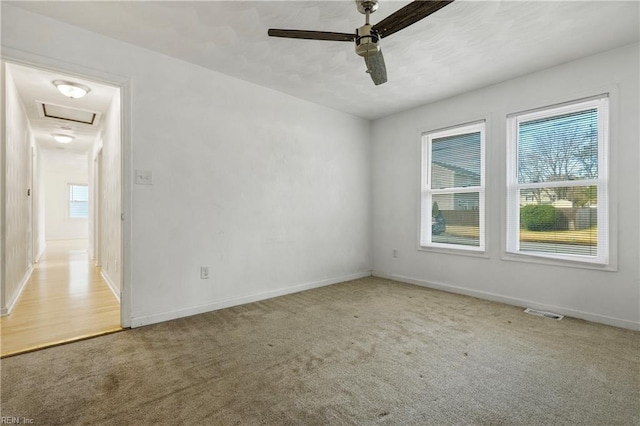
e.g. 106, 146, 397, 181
524, 308, 564, 320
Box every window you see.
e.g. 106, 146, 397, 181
421, 121, 485, 250
69, 184, 88, 219
507, 96, 609, 264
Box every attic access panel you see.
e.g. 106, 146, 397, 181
38, 101, 100, 125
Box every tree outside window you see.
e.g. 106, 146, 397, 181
507, 96, 609, 263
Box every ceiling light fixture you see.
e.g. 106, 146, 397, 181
52, 80, 91, 99
52, 134, 74, 144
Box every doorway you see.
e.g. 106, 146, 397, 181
1, 60, 125, 357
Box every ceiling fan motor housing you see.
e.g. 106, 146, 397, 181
356, 0, 379, 15
355, 24, 380, 57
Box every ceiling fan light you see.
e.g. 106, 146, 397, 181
53, 134, 74, 144
53, 80, 91, 99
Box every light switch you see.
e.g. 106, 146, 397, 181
135, 169, 153, 185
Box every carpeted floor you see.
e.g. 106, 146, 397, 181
1, 277, 639, 425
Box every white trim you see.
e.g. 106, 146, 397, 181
501, 251, 617, 272
506, 95, 610, 265
130, 271, 371, 328
506, 93, 611, 120
100, 270, 120, 303
1, 46, 132, 329
372, 271, 639, 331
417, 245, 489, 258
1, 62, 6, 318
120, 80, 132, 329
0, 265, 33, 316
67, 182, 89, 220
420, 120, 486, 251
0, 47, 129, 88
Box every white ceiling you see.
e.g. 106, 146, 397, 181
9, 1, 640, 120
7, 62, 118, 162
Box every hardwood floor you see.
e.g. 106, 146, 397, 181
0, 239, 121, 357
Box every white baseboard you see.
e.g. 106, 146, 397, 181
372, 271, 640, 331
0, 265, 34, 316
130, 271, 371, 328
100, 270, 121, 303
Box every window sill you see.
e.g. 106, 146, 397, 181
418, 245, 489, 259
501, 252, 617, 272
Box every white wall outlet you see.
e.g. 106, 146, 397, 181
200, 266, 210, 279
392, 249, 398, 258
135, 169, 153, 185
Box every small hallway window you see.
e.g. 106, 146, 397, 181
69, 184, 88, 219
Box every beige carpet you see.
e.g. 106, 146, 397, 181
1, 277, 638, 425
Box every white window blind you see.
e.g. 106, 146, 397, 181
69, 184, 89, 219
421, 121, 485, 250
506, 96, 609, 264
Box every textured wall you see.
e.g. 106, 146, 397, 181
1, 5, 371, 326
371, 44, 640, 330
100, 91, 121, 294
33, 145, 45, 261
1, 65, 33, 314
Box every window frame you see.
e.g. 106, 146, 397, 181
506, 95, 609, 265
68, 183, 89, 220
420, 121, 486, 252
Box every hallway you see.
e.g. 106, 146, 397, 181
1, 239, 121, 357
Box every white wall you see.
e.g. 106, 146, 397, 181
371, 43, 640, 330
88, 140, 101, 264
33, 144, 45, 261
8, 4, 634, 330
1, 63, 35, 315
90, 90, 121, 295
1, 4, 371, 326
42, 152, 89, 241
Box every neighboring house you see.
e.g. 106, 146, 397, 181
520, 190, 558, 206
431, 161, 480, 211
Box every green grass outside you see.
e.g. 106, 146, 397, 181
444, 225, 597, 245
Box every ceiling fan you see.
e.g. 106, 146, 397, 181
268, 0, 454, 86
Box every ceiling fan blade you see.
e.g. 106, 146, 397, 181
372, 0, 454, 39
268, 29, 356, 42
364, 50, 387, 86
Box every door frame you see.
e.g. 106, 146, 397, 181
1, 47, 132, 328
